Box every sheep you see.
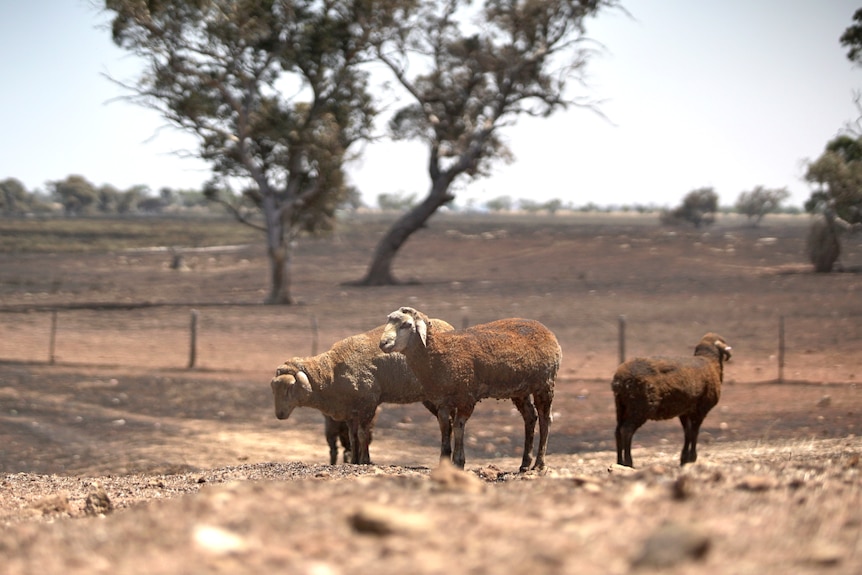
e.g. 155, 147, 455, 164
378, 306, 562, 472
270, 319, 453, 465
611, 333, 732, 468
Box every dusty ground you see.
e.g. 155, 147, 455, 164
0, 212, 861, 574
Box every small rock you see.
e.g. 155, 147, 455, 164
193, 525, 248, 555
607, 464, 638, 476
805, 541, 844, 566
817, 395, 832, 407
632, 521, 711, 568
348, 504, 432, 536
430, 459, 484, 493
84, 482, 113, 516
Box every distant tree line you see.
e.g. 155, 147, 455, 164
0, 175, 216, 217
3, 173, 805, 221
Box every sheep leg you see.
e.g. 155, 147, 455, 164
346, 417, 373, 465
679, 414, 704, 465
533, 389, 553, 471
436, 406, 453, 462
324, 416, 342, 465
338, 423, 352, 463
616, 418, 642, 468
452, 404, 475, 469
618, 424, 636, 468
347, 419, 363, 465
614, 398, 641, 467
614, 424, 623, 466
511, 396, 537, 472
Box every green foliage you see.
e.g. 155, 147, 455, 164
735, 186, 790, 226
50, 175, 99, 216
485, 196, 513, 212
803, 135, 862, 272
519, 198, 564, 214
840, 8, 862, 65
0, 178, 34, 215
662, 187, 718, 228
105, 0, 378, 302
372, 0, 613, 186
377, 191, 417, 211
804, 137, 862, 224
355, 0, 617, 284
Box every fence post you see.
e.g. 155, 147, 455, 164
778, 315, 785, 383
618, 315, 626, 365
188, 309, 199, 369
49, 310, 58, 365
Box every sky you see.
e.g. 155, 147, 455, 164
1, 1, 860, 210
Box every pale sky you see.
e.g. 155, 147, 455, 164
1, 1, 860, 209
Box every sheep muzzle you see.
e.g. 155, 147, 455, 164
270, 374, 301, 420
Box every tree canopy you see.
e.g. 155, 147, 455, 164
805, 136, 862, 225
734, 186, 790, 226
662, 187, 718, 228
105, 0, 375, 303
353, 0, 618, 285
840, 8, 862, 65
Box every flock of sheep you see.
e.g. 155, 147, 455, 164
270, 306, 732, 471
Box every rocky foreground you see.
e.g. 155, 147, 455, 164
2, 438, 860, 575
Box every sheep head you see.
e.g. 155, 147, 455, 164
695, 333, 732, 362
270, 364, 313, 420
379, 307, 429, 353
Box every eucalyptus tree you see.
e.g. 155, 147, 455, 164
734, 186, 790, 226
804, 135, 862, 272
0, 178, 31, 216
50, 175, 100, 216
354, 0, 617, 285
105, 0, 374, 303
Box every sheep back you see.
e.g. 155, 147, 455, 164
391, 311, 561, 402
611, 355, 721, 421
274, 319, 454, 418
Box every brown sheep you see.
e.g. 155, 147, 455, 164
271, 319, 453, 465
379, 307, 562, 472
611, 333, 732, 467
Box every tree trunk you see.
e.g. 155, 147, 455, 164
266, 243, 294, 304
356, 179, 454, 286
807, 216, 841, 273
263, 196, 295, 304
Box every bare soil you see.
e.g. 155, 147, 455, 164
0, 212, 861, 574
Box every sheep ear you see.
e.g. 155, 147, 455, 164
295, 370, 312, 392
416, 317, 428, 347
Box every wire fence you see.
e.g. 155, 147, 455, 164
1, 306, 859, 385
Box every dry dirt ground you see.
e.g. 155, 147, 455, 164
0, 212, 861, 574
